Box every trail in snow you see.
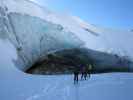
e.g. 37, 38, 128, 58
25, 73, 132, 100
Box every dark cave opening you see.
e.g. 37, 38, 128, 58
26, 48, 132, 75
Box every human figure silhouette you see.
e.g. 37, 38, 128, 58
74, 67, 79, 84
81, 66, 88, 80
87, 64, 92, 78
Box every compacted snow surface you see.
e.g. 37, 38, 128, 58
1, 39, 133, 100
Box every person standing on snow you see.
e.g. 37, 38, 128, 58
74, 66, 80, 84
87, 64, 92, 78
81, 66, 88, 80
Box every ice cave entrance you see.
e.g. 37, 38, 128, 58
25, 48, 132, 75
25, 48, 94, 75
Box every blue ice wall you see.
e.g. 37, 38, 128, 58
0, 9, 84, 70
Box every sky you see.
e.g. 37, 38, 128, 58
30, 0, 133, 30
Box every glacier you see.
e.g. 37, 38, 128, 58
1, 39, 133, 100
1, 0, 133, 71
0, 0, 133, 100
0, 0, 84, 71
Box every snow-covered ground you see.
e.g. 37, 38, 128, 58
1, 39, 133, 100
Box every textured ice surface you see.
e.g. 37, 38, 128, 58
0, 0, 133, 71
7, 13, 83, 70
0, 0, 84, 70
